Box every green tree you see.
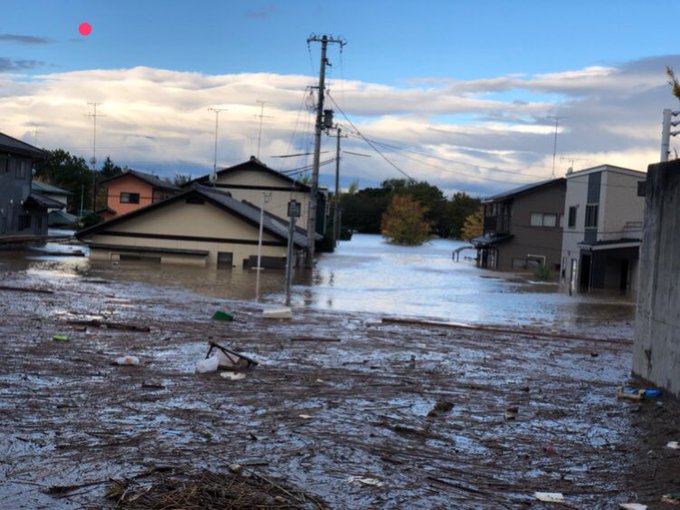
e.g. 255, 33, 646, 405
460, 207, 483, 241
381, 194, 431, 246
34, 149, 93, 214
449, 192, 482, 239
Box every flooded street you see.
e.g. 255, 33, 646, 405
0, 234, 675, 509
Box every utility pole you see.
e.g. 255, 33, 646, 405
285, 200, 301, 306
660, 108, 680, 162
87, 102, 103, 211
305, 34, 346, 268
547, 115, 565, 178
331, 126, 348, 246
208, 107, 227, 181
255, 100, 272, 159
254, 191, 272, 301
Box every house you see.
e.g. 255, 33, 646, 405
32, 181, 79, 228
99, 169, 180, 220
560, 165, 646, 295
76, 184, 315, 268
471, 178, 566, 272
0, 132, 60, 239
190, 156, 327, 237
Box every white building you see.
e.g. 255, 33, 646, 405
560, 165, 646, 295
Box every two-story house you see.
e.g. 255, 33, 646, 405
189, 156, 327, 237
0, 132, 59, 239
471, 178, 566, 271
560, 165, 646, 295
99, 169, 180, 220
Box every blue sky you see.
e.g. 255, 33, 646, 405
2, 1, 680, 196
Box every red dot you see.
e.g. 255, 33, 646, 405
79, 22, 92, 36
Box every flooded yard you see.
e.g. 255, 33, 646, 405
0, 235, 676, 509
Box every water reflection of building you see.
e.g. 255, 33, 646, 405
471, 178, 566, 271
560, 165, 646, 296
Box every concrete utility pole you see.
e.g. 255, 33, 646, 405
331, 126, 348, 246
285, 200, 301, 306
305, 34, 346, 268
660, 108, 680, 162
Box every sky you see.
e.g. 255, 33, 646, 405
2, 0, 680, 198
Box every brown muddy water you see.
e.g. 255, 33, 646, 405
1, 235, 677, 509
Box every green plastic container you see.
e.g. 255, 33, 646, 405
53, 334, 69, 342
211, 311, 234, 322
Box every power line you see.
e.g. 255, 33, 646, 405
326, 92, 415, 182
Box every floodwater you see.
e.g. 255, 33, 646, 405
0, 233, 634, 336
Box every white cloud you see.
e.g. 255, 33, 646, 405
0, 56, 678, 198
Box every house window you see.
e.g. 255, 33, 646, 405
0, 156, 7, 173
585, 204, 598, 228
530, 213, 558, 227
217, 252, 233, 269
120, 192, 140, 204
568, 206, 577, 228
637, 181, 646, 197
15, 160, 27, 179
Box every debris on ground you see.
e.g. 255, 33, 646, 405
619, 503, 648, 510
212, 310, 234, 322
348, 476, 384, 488
505, 405, 519, 420
533, 491, 564, 502
114, 355, 140, 366
195, 355, 219, 373
662, 492, 680, 505
105, 467, 327, 509
52, 334, 69, 342
426, 399, 454, 418
221, 372, 246, 381
667, 441, 680, 450
207, 341, 258, 370
617, 387, 662, 400
262, 307, 293, 319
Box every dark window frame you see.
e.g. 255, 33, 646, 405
585, 203, 598, 228
120, 192, 140, 204
568, 206, 577, 228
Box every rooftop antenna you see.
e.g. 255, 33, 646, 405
547, 115, 566, 178
255, 100, 272, 160
208, 107, 227, 184
86, 102, 104, 209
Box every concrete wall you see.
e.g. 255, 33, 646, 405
633, 160, 680, 396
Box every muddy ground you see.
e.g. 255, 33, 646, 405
1, 268, 679, 509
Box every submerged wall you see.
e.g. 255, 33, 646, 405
633, 159, 680, 396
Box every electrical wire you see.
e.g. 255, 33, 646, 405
326, 92, 415, 182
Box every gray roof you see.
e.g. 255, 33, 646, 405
32, 180, 73, 195
26, 191, 65, 210
196, 185, 312, 246
0, 132, 45, 159
483, 177, 565, 203
101, 169, 180, 191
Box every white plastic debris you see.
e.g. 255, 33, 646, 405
534, 492, 564, 503
666, 441, 680, 449
348, 476, 384, 487
262, 307, 293, 319
195, 355, 219, 373
115, 355, 140, 366
619, 503, 648, 510
299, 414, 312, 420
220, 372, 246, 381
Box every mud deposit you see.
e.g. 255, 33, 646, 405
1, 270, 679, 509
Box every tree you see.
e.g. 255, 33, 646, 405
380, 194, 431, 246
34, 149, 93, 214
449, 192, 482, 239
460, 207, 483, 241
174, 173, 192, 187
667, 66, 680, 101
